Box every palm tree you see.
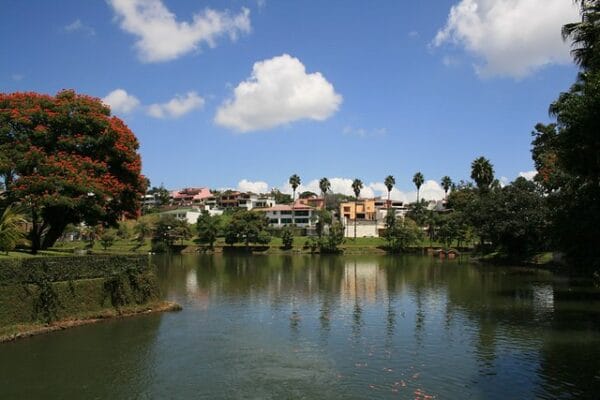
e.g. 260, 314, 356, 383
289, 174, 301, 224
289, 174, 301, 202
351, 179, 363, 240
441, 176, 453, 199
562, 1, 600, 71
319, 177, 331, 209
0, 205, 26, 254
470, 157, 494, 191
384, 175, 395, 207
413, 172, 424, 203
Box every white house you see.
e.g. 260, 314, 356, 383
258, 202, 316, 228
160, 208, 202, 224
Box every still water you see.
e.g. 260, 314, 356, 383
1, 255, 599, 399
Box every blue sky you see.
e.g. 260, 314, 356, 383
0, 0, 581, 201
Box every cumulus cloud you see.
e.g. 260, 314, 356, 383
147, 92, 205, 119
433, 0, 580, 78
275, 178, 445, 203
64, 19, 96, 36
519, 170, 537, 180
215, 54, 342, 132
237, 179, 269, 193
102, 89, 140, 114
108, 0, 251, 62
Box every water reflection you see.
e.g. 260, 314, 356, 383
2, 254, 599, 399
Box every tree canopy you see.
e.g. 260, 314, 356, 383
0, 90, 146, 251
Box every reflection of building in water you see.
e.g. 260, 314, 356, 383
186, 269, 210, 309
532, 284, 554, 316
340, 261, 387, 304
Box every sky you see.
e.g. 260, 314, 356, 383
0, 0, 581, 202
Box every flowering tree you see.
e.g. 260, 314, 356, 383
0, 90, 146, 252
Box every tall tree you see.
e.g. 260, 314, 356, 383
0, 90, 146, 252
470, 157, 495, 192
384, 175, 395, 206
441, 176, 453, 198
562, 0, 600, 72
530, 2, 600, 268
351, 178, 363, 240
412, 172, 424, 203
289, 174, 301, 224
196, 211, 221, 250
319, 177, 330, 207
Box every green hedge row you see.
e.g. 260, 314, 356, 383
0, 255, 152, 286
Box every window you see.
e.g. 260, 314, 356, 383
343, 206, 351, 212
294, 218, 309, 224
269, 219, 279, 224
295, 210, 309, 216
281, 210, 292, 215
281, 218, 292, 224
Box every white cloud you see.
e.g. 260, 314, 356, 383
343, 126, 387, 138
276, 177, 445, 203
108, 0, 251, 62
65, 19, 96, 36
433, 0, 580, 78
238, 179, 269, 193
215, 54, 342, 132
519, 170, 537, 181
147, 92, 205, 119
102, 89, 140, 114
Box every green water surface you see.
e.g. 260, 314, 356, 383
1, 255, 599, 399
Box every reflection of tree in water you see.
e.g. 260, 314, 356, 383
536, 285, 600, 399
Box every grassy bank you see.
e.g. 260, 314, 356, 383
0, 255, 180, 342
0, 301, 181, 343
46, 236, 470, 256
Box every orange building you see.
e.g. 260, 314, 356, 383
340, 199, 376, 220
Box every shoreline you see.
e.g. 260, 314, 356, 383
0, 301, 182, 344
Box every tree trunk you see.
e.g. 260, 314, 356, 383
40, 221, 68, 249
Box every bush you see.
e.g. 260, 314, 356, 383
0, 255, 152, 285
281, 227, 294, 249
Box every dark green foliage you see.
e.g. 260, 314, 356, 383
406, 201, 427, 226
222, 209, 271, 248
383, 212, 423, 253
530, 3, 600, 270
281, 226, 294, 249
466, 178, 549, 258
318, 221, 345, 253
196, 211, 221, 249
134, 220, 152, 244
470, 156, 495, 192
315, 208, 332, 237
0, 255, 151, 286
153, 215, 191, 247
32, 273, 60, 324
270, 189, 292, 204
100, 230, 116, 250
147, 184, 171, 207
0, 255, 158, 325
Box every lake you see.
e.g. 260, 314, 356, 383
1, 254, 599, 399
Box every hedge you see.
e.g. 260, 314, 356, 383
0, 255, 151, 286
0, 255, 160, 327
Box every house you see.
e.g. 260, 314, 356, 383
373, 198, 410, 219
340, 198, 394, 238
258, 201, 316, 228
339, 199, 377, 221
159, 208, 202, 224
297, 194, 325, 210
170, 187, 213, 207
218, 191, 275, 210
